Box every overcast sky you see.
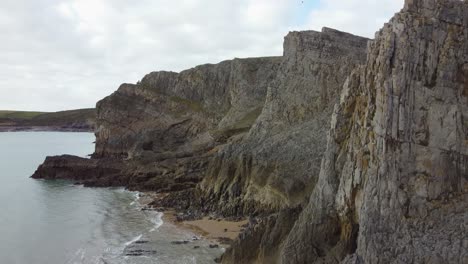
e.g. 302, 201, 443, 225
0, 0, 403, 111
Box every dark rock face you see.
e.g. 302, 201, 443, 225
32, 28, 368, 263
280, 0, 468, 263
222, 207, 302, 264
93, 57, 280, 159
34, 57, 282, 193
31, 155, 125, 187
199, 28, 369, 218
79, 28, 367, 214
91, 56, 281, 196
32, 1, 468, 263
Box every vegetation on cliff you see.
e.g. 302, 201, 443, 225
0, 108, 96, 131
32, 0, 468, 263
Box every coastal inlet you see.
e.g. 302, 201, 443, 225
0, 132, 229, 264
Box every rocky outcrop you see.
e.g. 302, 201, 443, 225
35, 27, 367, 214
88, 57, 282, 195
209, 28, 368, 264
31, 155, 125, 186
93, 57, 280, 159
279, 0, 468, 263
32, 0, 468, 263
199, 28, 368, 217
34, 57, 282, 193
32, 27, 369, 262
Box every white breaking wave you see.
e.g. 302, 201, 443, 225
149, 212, 163, 232
129, 192, 141, 206
124, 234, 142, 246
65, 248, 86, 264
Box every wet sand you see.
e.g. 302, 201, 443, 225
162, 211, 248, 244
139, 192, 247, 245
183, 217, 248, 241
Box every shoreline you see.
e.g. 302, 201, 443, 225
163, 210, 248, 245
139, 192, 247, 246
0, 126, 94, 132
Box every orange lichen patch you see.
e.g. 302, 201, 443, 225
356, 150, 370, 171
340, 221, 353, 241
434, 166, 445, 178
355, 95, 368, 124
206, 146, 219, 155
353, 190, 363, 223
422, 159, 433, 170
456, 63, 468, 97
344, 97, 357, 114
361, 155, 370, 170
368, 130, 375, 142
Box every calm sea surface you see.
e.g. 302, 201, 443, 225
0, 132, 222, 264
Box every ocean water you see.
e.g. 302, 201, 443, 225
0, 132, 222, 264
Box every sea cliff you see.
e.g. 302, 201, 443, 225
32, 0, 468, 263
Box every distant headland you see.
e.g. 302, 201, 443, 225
0, 109, 95, 132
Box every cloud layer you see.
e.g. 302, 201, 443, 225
0, 0, 403, 111
304, 0, 404, 37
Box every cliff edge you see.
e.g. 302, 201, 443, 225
32, 0, 468, 263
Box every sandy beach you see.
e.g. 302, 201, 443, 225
138, 191, 248, 247
162, 210, 248, 245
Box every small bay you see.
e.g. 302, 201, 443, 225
0, 132, 221, 264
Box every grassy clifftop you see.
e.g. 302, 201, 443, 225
0, 108, 96, 131
0, 111, 46, 119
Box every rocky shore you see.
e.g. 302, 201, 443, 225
32, 0, 468, 263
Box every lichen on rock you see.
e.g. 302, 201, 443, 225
281, 0, 468, 263
31, 0, 468, 263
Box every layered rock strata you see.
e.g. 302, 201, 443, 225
34, 56, 281, 194
33, 28, 368, 213
279, 0, 468, 263
199, 28, 368, 216
32, 0, 468, 263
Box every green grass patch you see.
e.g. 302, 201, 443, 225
211, 107, 263, 142
0, 110, 48, 120
31, 108, 95, 122
0, 109, 95, 127
231, 107, 262, 130
169, 96, 204, 112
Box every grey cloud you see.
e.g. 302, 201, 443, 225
0, 0, 401, 111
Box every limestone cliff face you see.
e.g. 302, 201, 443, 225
199, 29, 368, 216
87, 28, 368, 213
32, 1, 468, 263
280, 0, 468, 263
94, 57, 280, 159
90, 57, 281, 192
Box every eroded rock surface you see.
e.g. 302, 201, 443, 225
34, 28, 368, 211
199, 28, 368, 218
32, 1, 468, 263
281, 0, 468, 263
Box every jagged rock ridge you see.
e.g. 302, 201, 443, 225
279, 0, 468, 263
34, 28, 368, 212
197, 28, 369, 216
